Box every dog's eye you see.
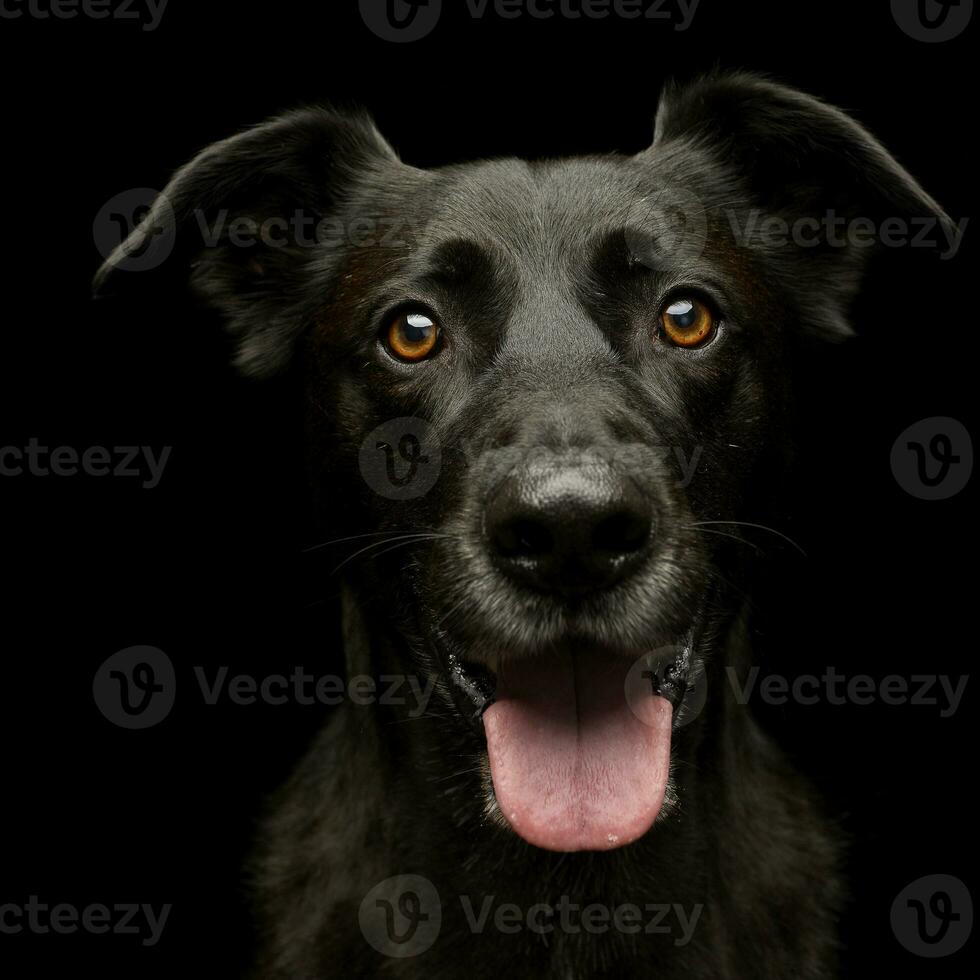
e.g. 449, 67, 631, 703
384, 311, 441, 362
660, 297, 716, 349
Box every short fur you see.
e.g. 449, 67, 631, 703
96, 72, 948, 979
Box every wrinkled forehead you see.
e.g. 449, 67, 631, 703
419, 157, 643, 261
399, 152, 725, 279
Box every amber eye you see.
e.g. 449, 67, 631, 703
660, 297, 716, 348
384, 310, 441, 362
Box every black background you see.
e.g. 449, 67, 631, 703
1, 0, 975, 976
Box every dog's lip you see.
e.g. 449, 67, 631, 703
429, 629, 703, 735
440, 647, 496, 727
418, 579, 715, 733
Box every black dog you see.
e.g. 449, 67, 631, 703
96, 72, 948, 978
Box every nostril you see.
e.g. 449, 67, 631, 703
593, 509, 651, 555
485, 464, 656, 596
494, 517, 554, 558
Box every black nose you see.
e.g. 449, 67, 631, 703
485, 461, 654, 597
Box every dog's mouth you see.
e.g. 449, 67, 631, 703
431, 628, 701, 853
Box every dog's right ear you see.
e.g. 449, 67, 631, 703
93, 108, 410, 377
645, 72, 954, 343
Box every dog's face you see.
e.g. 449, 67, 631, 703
331, 154, 773, 642
322, 158, 770, 852
98, 72, 946, 854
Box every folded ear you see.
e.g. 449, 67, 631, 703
93, 108, 407, 376
646, 71, 955, 341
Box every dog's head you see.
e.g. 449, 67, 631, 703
97, 72, 948, 853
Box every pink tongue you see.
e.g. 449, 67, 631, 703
483, 651, 672, 852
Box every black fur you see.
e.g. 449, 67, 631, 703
96, 72, 947, 979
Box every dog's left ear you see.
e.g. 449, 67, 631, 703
93, 107, 415, 376
646, 72, 955, 340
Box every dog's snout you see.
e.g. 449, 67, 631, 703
485, 462, 653, 597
